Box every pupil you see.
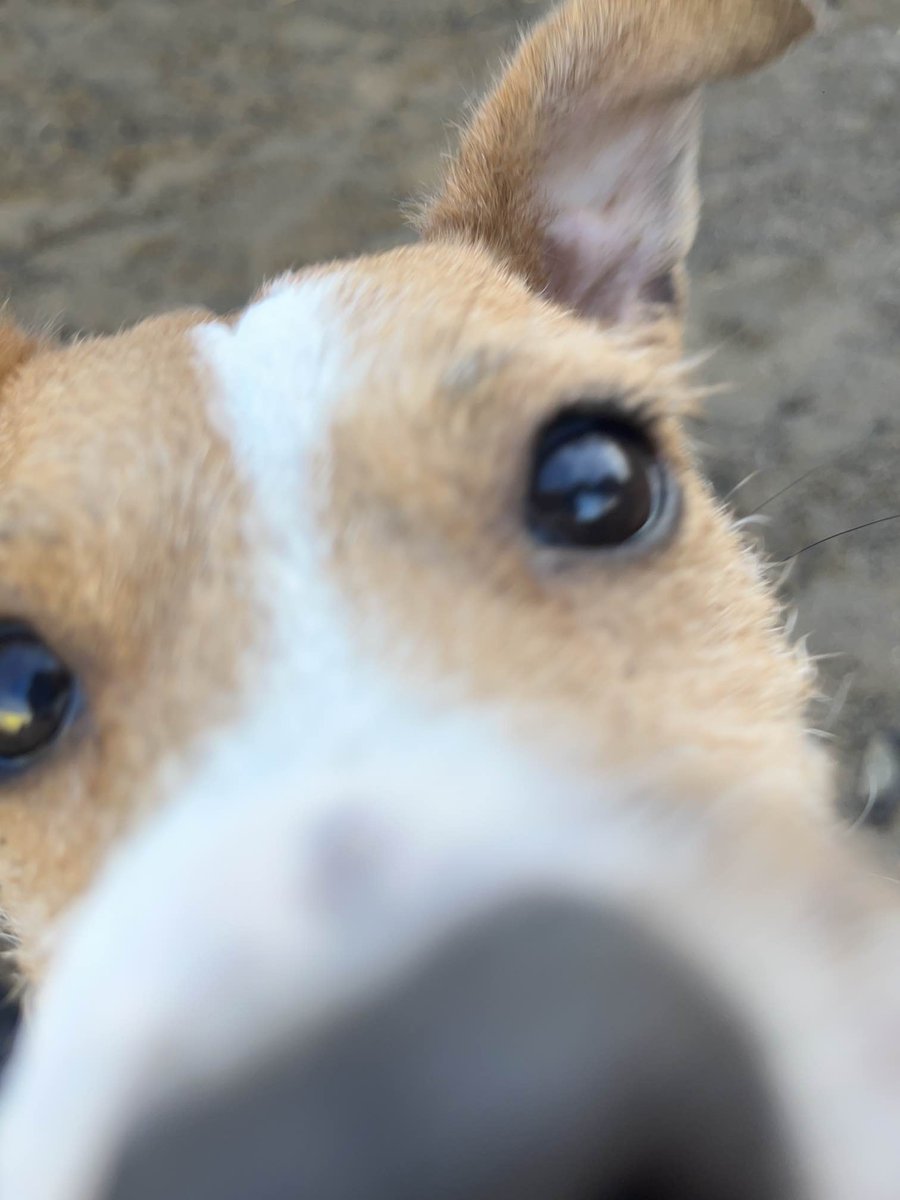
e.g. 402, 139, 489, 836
29, 668, 69, 714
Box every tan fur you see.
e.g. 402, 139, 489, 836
0, 311, 257, 968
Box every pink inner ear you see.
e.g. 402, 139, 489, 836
535, 95, 701, 325
544, 208, 656, 324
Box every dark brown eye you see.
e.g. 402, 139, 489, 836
0, 625, 77, 767
526, 405, 677, 550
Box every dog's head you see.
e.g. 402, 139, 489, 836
1, 2, 899, 1199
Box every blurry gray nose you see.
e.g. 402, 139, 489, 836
105, 897, 798, 1200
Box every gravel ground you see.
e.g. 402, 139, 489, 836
0, 0, 899, 846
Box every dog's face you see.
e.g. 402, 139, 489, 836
0, 247, 820, 962
2, 2, 900, 1199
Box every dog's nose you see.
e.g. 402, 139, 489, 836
104, 897, 798, 1200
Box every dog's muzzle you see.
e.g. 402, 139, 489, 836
103, 897, 797, 1200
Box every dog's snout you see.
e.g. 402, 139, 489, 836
104, 897, 798, 1200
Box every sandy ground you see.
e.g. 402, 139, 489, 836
0, 0, 899, 854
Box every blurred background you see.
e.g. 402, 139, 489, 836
0, 0, 898, 852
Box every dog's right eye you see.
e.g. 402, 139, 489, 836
0, 625, 77, 769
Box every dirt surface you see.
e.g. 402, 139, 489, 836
1, 0, 900, 847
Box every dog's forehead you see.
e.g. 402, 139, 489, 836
190, 244, 696, 572
0, 243, 691, 606
223, 248, 685, 430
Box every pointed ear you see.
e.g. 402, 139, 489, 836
0, 319, 39, 384
418, 0, 813, 326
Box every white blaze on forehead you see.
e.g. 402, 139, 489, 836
200, 274, 347, 520
193, 272, 420, 750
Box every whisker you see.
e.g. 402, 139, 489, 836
747, 462, 826, 517
779, 514, 900, 563
740, 440, 869, 520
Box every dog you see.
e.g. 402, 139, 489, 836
1, 0, 899, 1197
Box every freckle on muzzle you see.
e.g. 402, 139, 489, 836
104, 897, 799, 1200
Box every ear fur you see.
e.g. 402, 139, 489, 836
418, 0, 813, 326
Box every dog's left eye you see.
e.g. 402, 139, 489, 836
0, 626, 77, 767
526, 404, 676, 551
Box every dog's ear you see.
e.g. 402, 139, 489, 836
419, 0, 812, 327
0, 321, 39, 386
